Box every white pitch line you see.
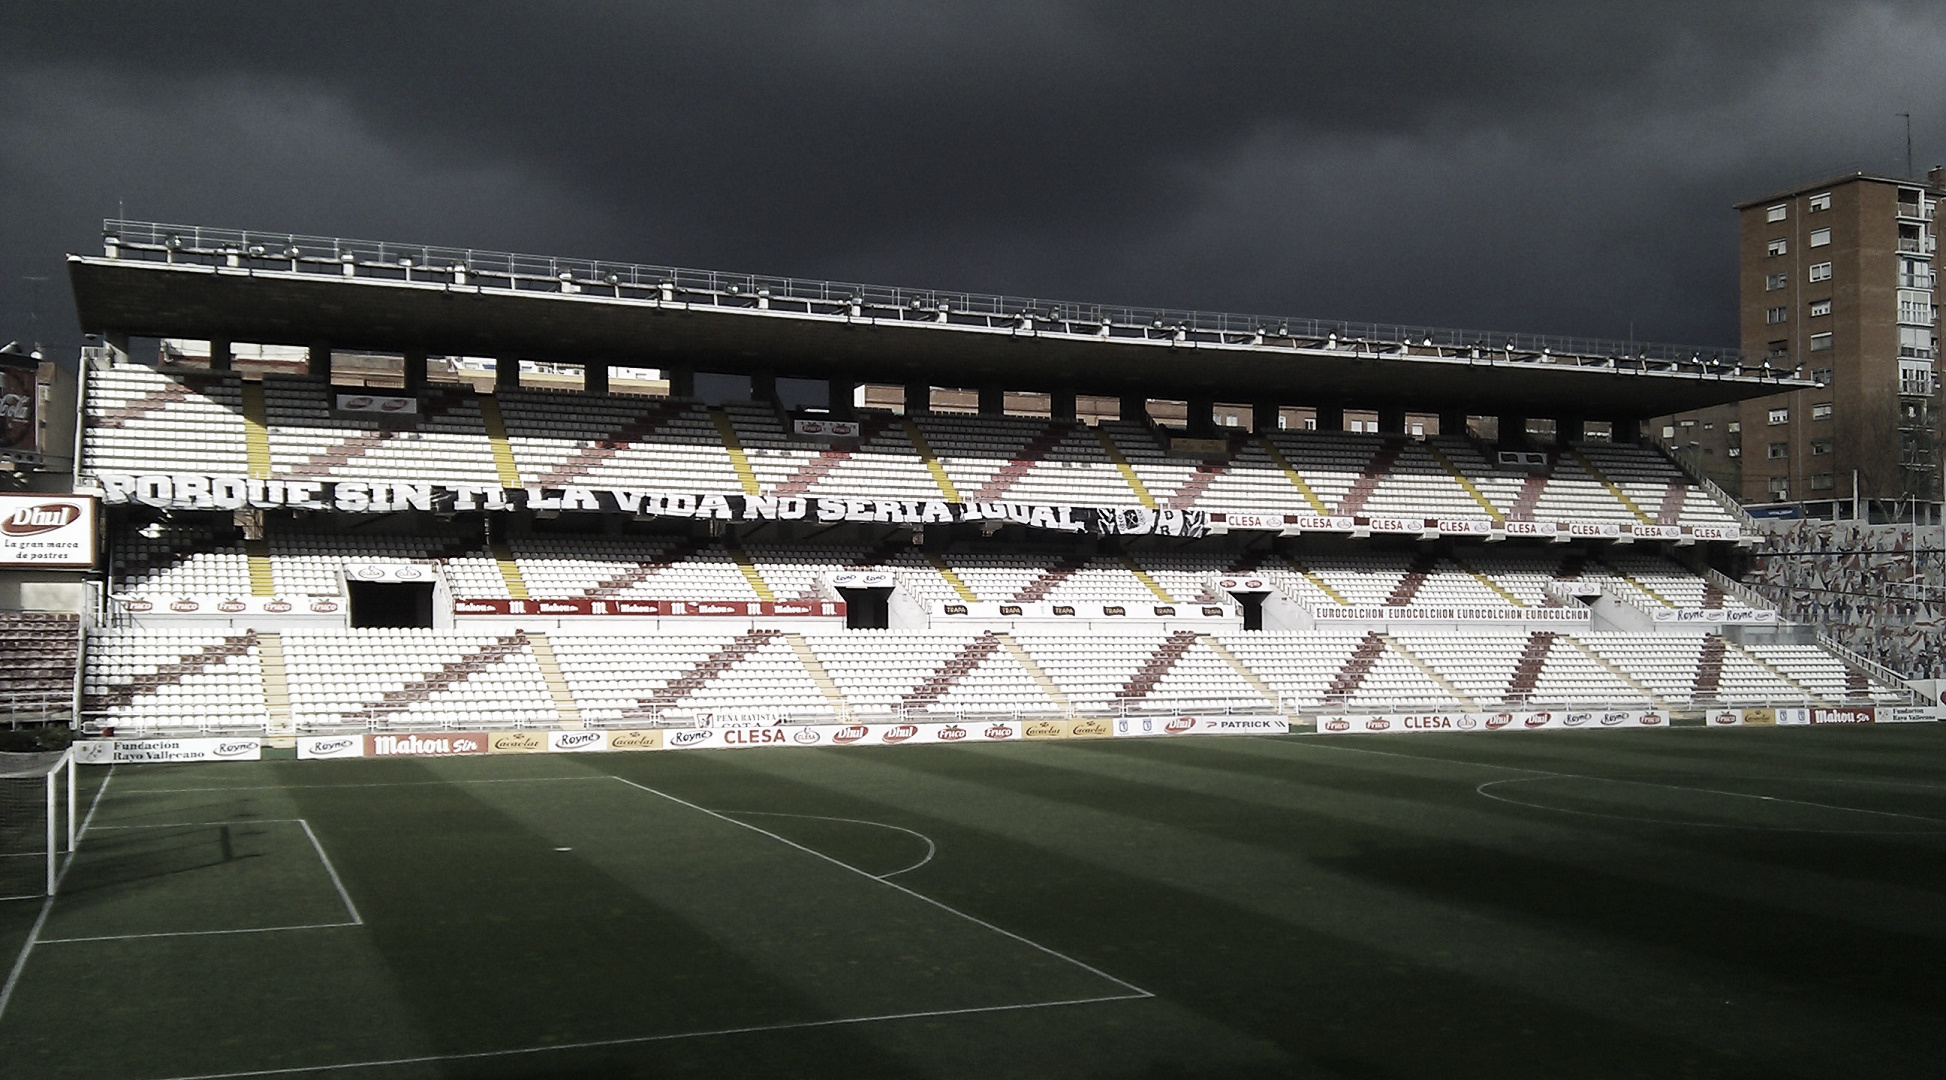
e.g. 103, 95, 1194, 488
297, 819, 363, 925
91, 818, 306, 831
609, 775, 1151, 998
1476, 775, 1946, 833
38, 921, 362, 945
144, 990, 1154, 1080
0, 764, 116, 1023
721, 810, 938, 879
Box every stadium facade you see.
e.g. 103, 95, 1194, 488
1, 219, 1937, 754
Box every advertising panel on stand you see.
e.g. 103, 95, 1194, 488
1315, 710, 1668, 735
0, 494, 96, 568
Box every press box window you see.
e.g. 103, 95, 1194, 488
1767, 238, 1788, 257
1766, 204, 1788, 222
1809, 228, 1831, 247
1809, 332, 1833, 352
1808, 299, 1831, 317
1807, 193, 1831, 212
1767, 407, 1789, 425
1808, 262, 1832, 282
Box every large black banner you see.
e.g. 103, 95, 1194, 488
91, 473, 1208, 537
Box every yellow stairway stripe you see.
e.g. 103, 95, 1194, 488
1118, 553, 1176, 603
1599, 558, 1677, 608
475, 392, 524, 489
240, 381, 272, 480
1283, 554, 1351, 606
1564, 446, 1654, 525
1425, 442, 1506, 522
1253, 436, 1330, 515
709, 408, 763, 496
901, 418, 963, 502
526, 633, 585, 727
727, 541, 775, 602
244, 537, 275, 597
996, 633, 1074, 714
490, 541, 530, 599
1094, 429, 1159, 509
923, 552, 980, 602
1452, 559, 1529, 607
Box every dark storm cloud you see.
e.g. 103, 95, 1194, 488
3, 2, 1942, 358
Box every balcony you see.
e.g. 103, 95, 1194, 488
1897, 236, 1938, 255
1897, 201, 1934, 221
1898, 273, 1937, 289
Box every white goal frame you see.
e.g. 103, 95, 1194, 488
0, 748, 77, 898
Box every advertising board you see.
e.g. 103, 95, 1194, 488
365, 732, 488, 757
0, 494, 96, 568
74, 737, 261, 763
1315, 710, 1667, 735
1112, 716, 1289, 737
297, 735, 364, 759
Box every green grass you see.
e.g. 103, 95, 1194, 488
1, 726, 1941, 1079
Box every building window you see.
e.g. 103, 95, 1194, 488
1898, 326, 1935, 359
1808, 262, 1832, 282
1768, 407, 1789, 425
1810, 438, 1832, 455
1768, 477, 1789, 497
1898, 290, 1934, 325
1765, 306, 1788, 324
1768, 442, 1789, 459
1810, 367, 1833, 385
1727, 447, 1741, 458
1702, 421, 1714, 431
1808, 299, 1831, 317
1727, 421, 1741, 433
1766, 340, 1789, 360
1811, 402, 1833, 420
1809, 228, 1831, 247
1767, 238, 1788, 257
1809, 332, 1833, 351
1899, 257, 1932, 289
1661, 425, 1675, 439
1808, 193, 1831, 212
1765, 272, 1787, 290
1766, 204, 1788, 222
1900, 361, 1936, 396
1809, 473, 1834, 491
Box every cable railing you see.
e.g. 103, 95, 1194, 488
97, 219, 1798, 379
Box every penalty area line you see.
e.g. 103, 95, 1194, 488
142, 991, 1156, 1080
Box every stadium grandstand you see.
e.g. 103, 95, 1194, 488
10, 219, 1939, 748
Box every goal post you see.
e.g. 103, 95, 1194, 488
0, 748, 75, 899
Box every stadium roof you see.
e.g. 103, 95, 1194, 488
69, 221, 1806, 418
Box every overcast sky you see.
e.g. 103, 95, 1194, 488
3, 2, 1942, 360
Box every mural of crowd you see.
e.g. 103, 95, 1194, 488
1747, 519, 1945, 681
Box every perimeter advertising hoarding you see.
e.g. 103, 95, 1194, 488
74, 737, 261, 763
0, 494, 96, 568
1113, 716, 1290, 737
1315, 710, 1669, 735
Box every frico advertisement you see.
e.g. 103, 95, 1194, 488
1315, 710, 1670, 735
0, 494, 96, 568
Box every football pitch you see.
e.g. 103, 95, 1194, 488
1, 726, 1940, 1079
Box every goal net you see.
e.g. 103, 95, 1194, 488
0, 749, 75, 900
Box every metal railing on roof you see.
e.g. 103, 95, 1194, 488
97, 219, 1795, 380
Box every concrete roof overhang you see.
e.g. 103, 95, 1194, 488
69, 255, 1802, 417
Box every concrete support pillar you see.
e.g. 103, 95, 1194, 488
208, 338, 232, 372
1557, 417, 1585, 445
904, 382, 931, 415
496, 355, 521, 391
1377, 407, 1407, 435
402, 349, 427, 393
830, 377, 857, 418
582, 362, 609, 396
1120, 394, 1148, 424
978, 385, 1006, 416
1609, 417, 1641, 445
1499, 415, 1528, 448
1186, 396, 1216, 436
308, 342, 332, 379
1252, 399, 1281, 433
1049, 388, 1077, 422
1438, 411, 1468, 438
665, 366, 694, 398
748, 371, 776, 404
1314, 404, 1344, 432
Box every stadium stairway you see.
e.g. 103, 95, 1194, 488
527, 634, 586, 727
